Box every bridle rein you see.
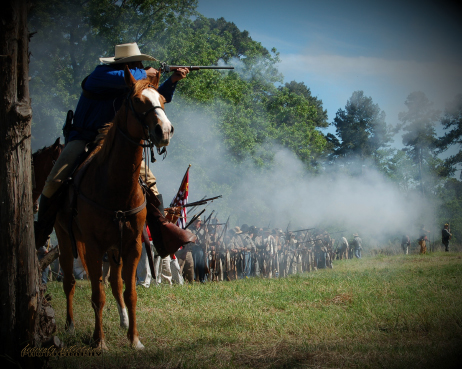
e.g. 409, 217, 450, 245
117, 84, 167, 163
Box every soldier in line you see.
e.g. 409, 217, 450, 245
227, 227, 244, 280
442, 223, 452, 252
418, 225, 430, 254
303, 237, 314, 273
338, 235, 349, 260
207, 222, 221, 281
190, 217, 208, 283
271, 229, 281, 277
401, 235, 410, 255
286, 233, 298, 275
351, 233, 363, 259
323, 232, 334, 269
260, 228, 276, 278
249, 226, 261, 277
239, 224, 256, 278
253, 227, 265, 277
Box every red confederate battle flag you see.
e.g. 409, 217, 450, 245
169, 165, 190, 229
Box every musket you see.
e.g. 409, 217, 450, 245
205, 210, 215, 224
218, 216, 230, 244
188, 195, 206, 214
289, 227, 316, 233
184, 195, 222, 209
160, 63, 234, 73
297, 231, 347, 245
185, 209, 206, 229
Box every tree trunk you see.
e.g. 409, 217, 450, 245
0, 0, 45, 366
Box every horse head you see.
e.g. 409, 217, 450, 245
32, 137, 64, 207
124, 65, 174, 148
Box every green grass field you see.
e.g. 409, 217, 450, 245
45, 252, 462, 368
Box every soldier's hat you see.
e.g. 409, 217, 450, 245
444, 223, 449, 227
195, 216, 201, 222
249, 225, 257, 233
100, 42, 158, 64
353, 233, 359, 237
233, 226, 242, 234
241, 224, 250, 233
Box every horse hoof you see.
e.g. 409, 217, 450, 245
133, 339, 145, 350
65, 322, 75, 334
92, 339, 109, 351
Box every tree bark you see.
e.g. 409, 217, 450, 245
0, 1, 45, 367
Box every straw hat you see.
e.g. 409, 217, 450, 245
99, 43, 158, 64
233, 226, 242, 234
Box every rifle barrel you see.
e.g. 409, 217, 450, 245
164, 65, 234, 72
184, 195, 222, 208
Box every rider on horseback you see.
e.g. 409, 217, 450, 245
35, 42, 195, 254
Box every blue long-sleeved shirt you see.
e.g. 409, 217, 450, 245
69, 64, 177, 142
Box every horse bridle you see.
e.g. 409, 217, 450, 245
117, 84, 167, 163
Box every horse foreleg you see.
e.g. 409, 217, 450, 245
55, 224, 76, 333
86, 246, 108, 350
121, 242, 144, 350
108, 251, 129, 329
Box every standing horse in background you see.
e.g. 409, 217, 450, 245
54, 66, 174, 350
32, 137, 63, 212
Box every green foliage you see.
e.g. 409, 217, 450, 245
330, 90, 392, 174
438, 93, 462, 177
398, 91, 440, 195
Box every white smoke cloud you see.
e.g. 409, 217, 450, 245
155, 96, 435, 246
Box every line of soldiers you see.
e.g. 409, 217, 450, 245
175, 218, 350, 283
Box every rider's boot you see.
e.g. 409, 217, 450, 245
34, 192, 62, 250
145, 191, 196, 258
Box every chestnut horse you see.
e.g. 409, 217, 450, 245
32, 137, 63, 212
54, 66, 173, 350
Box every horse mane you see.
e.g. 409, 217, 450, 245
95, 78, 161, 165
94, 120, 117, 165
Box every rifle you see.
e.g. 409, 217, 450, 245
184, 195, 222, 209
205, 210, 215, 225
297, 231, 346, 245
285, 221, 291, 238
160, 63, 234, 73
185, 209, 206, 229
289, 227, 316, 233
218, 216, 230, 244
188, 195, 206, 214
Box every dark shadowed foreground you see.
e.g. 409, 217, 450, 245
44, 253, 462, 368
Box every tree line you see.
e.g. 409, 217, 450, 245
28, 0, 462, 241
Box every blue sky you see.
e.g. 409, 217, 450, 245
197, 0, 462, 133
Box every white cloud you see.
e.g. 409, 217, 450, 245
276, 52, 462, 126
